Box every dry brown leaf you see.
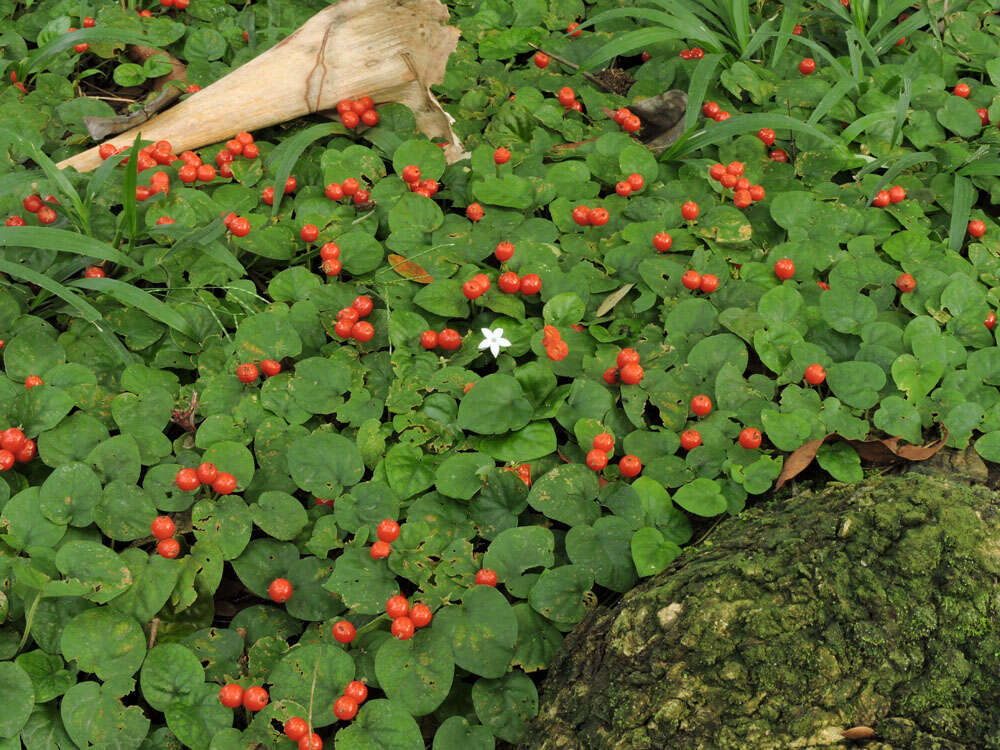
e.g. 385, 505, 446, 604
387, 254, 433, 284
842, 726, 876, 740
847, 429, 949, 464
596, 284, 634, 317
894, 430, 948, 460
774, 434, 830, 490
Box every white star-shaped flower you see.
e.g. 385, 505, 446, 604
478, 327, 511, 358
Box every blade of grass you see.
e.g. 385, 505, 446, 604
957, 161, 1000, 177
69, 277, 197, 339
23, 141, 90, 234
868, 0, 922, 40
582, 27, 686, 70
117, 134, 142, 251
665, 113, 852, 160
770, 0, 802, 68
784, 33, 858, 87
948, 175, 975, 253
873, 10, 929, 54
685, 53, 723, 131
0, 226, 137, 268
891, 76, 912, 147
85, 150, 129, 206
860, 152, 936, 203
25, 28, 152, 75
807, 78, 856, 126
845, 29, 864, 80
732, 0, 751, 53
839, 112, 889, 144
0, 258, 135, 366
266, 123, 339, 219
742, 19, 776, 61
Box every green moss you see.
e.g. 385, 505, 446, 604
528, 474, 1000, 749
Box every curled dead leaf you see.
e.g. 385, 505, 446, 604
842, 726, 876, 740
596, 283, 634, 317
774, 435, 830, 490
387, 254, 433, 284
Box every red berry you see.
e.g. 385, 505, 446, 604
494, 241, 515, 262
799, 57, 816, 74
236, 362, 259, 383
344, 681, 368, 704
572, 205, 592, 226
463, 280, 485, 300
36, 206, 57, 224
739, 428, 762, 450
969, 220, 986, 238
774, 258, 795, 280
494, 147, 511, 164
353, 295, 374, 317
619, 455, 642, 478
260, 359, 281, 376
702, 101, 720, 118
681, 270, 702, 290
5, 216, 26, 227
889, 185, 906, 203
268, 578, 293, 603
14, 440, 35, 463
285, 717, 309, 742
212, 472, 237, 495
617, 348, 640, 368
229, 217, 251, 237
361, 109, 378, 126
626, 173, 644, 191
691, 394, 712, 416
325, 183, 344, 201
340, 178, 359, 197
586, 449, 608, 471
896, 272, 916, 293
622, 114, 641, 133
351, 321, 375, 343
734, 189, 752, 208
284, 176, 297, 194
151, 515, 175, 540
333, 621, 356, 643
157, 538, 180, 559
353, 189, 371, 205
557, 86, 576, 106
23, 195, 42, 213
770, 149, 788, 162
324, 259, 342, 276
390, 616, 415, 640
987, 311, 997, 331
620, 363, 644, 385
420, 330, 438, 349
708, 163, 726, 181
0, 428, 25, 453
681, 201, 699, 220
438, 329, 462, 351
401, 165, 421, 184
300, 224, 319, 243
493, 271, 518, 294
603, 367, 619, 385
196, 462, 218, 484
320, 242, 340, 260
615, 181, 632, 197
589, 207, 610, 226
567, 21, 581, 37
475, 568, 498, 586
218, 684, 244, 708
377, 519, 400, 543
243, 144, 259, 159
196, 164, 216, 182
873, 190, 891, 208
954, 83, 971, 98
299, 733, 323, 750
653, 232, 672, 252
593, 433, 614, 452
534, 52, 549, 68
410, 604, 432, 628
466, 203, 484, 221
370, 540, 391, 559
0, 450, 14, 472
804, 364, 826, 385
757, 127, 776, 146
748, 185, 765, 202
175, 468, 200, 491
243, 686, 268, 712
519, 273, 542, 295
793, 24, 802, 34
386, 595, 409, 619
680, 429, 702, 450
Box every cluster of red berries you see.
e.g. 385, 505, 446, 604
282, 716, 323, 750
556, 86, 583, 113
215, 132, 259, 177
333, 296, 375, 342
614, 173, 644, 197
369, 518, 401, 560
261, 175, 297, 205
462, 273, 491, 300
678, 47, 705, 60
218, 684, 268, 712
872, 185, 907, 207
325, 177, 372, 204
419, 328, 463, 351
320, 241, 342, 276
175, 462, 238, 495
235, 358, 282, 383
15, 194, 59, 226
612, 106, 642, 133
585, 432, 615, 471
0, 427, 36, 472
399, 165, 440, 198
335, 96, 378, 129
332, 679, 370, 724
224, 212, 251, 237
603, 347, 644, 386
383, 593, 432, 641
497, 271, 542, 295
708, 161, 765, 207
681, 269, 719, 294
543, 325, 568, 361
67, 24, 90, 54
135, 170, 172, 202
701, 101, 731, 122
150, 515, 179, 559
571, 204, 610, 227
10, 70, 27, 94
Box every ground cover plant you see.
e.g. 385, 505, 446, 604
0, 0, 999, 746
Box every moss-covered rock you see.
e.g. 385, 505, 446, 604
525, 475, 1000, 749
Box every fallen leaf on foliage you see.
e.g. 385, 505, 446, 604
776, 429, 949, 489
387, 254, 433, 283
842, 726, 876, 739
775, 434, 831, 489
596, 283, 634, 317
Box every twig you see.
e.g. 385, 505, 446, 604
527, 43, 616, 92
148, 617, 160, 649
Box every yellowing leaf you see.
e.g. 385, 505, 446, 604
388, 254, 433, 284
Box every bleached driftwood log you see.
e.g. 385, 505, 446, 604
56, 0, 466, 172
